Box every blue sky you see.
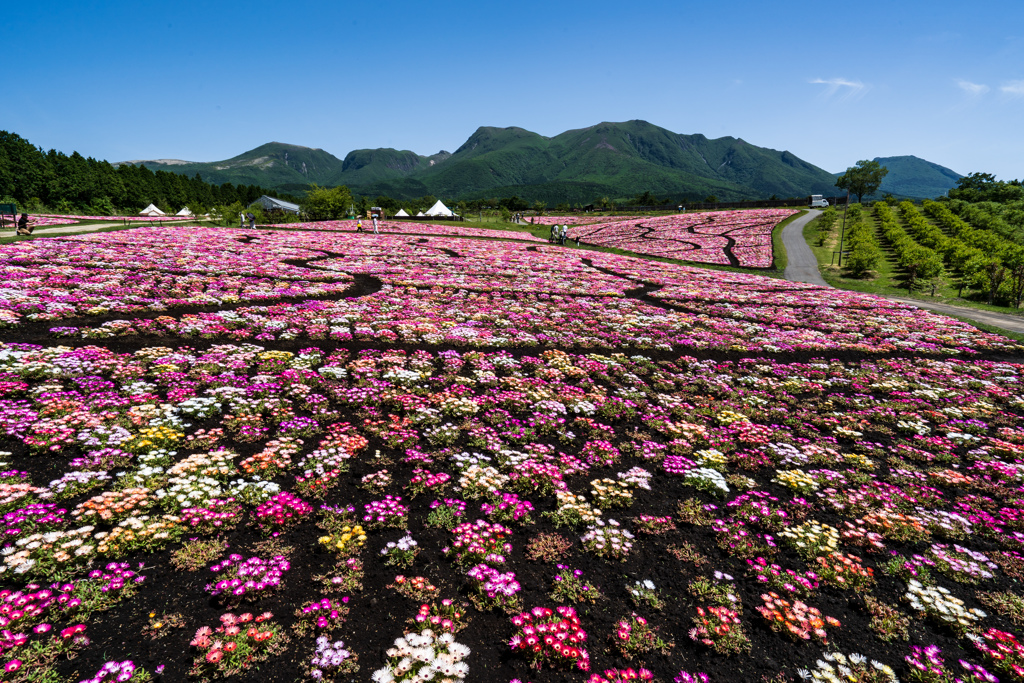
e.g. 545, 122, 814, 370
7, 0, 1023, 180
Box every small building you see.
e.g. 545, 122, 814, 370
251, 195, 301, 215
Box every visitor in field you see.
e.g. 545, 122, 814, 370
357, 220, 363, 233
372, 216, 379, 234
239, 212, 245, 227
16, 214, 31, 235
247, 213, 255, 229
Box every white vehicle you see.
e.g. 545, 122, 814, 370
809, 195, 829, 208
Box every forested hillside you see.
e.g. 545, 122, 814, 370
0, 131, 281, 215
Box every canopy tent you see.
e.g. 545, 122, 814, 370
393, 208, 410, 217
175, 207, 194, 217
139, 204, 165, 216
423, 200, 454, 217
416, 211, 425, 217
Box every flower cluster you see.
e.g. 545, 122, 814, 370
756, 591, 840, 642
444, 519, 512, 566
254, 491, 312, 531
905, 579, 986, 634
381, 533, 420, 568
206, 554, 290, 601
581, 519, 634, 561
363, 496, 409, 529
509, 605, 590, 671
550, 565, 600, 604
189, 611, 288, 678
293, 597, 349, 637
611, 613, 671, 658
388, 575, 439, 601
373, 629, 470, 682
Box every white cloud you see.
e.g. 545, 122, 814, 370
810, 78, 867, 100
956, 79, 989, 96
1001, 80, 1024, 96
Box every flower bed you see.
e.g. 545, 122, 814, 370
0, 226, 1021, 682
567, 208, 797, 267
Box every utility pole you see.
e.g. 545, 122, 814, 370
837, 190, 851, 267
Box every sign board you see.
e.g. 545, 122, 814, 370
0, 203, 16, 215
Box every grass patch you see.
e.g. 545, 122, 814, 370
770, 209, 807, 272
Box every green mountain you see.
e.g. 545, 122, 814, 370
874, 156, 961, 199
120, 121, 845, 202
122, 142, 346, 188
832, 156, 962, 200
342, 120, 840, 202
331, 148, 451, 187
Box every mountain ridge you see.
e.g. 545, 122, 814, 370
119, 122, 960, 202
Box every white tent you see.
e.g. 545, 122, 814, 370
175, 207, 194, 217
416, 211, 425, 217
139, 203, 165, 216
423, 199, 454, 217
394, 208, 410, 217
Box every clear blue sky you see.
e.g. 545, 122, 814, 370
7, 0, 1023, 179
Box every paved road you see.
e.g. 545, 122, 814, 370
779, 208, 1024, 336
782, 209, 829, 287
888, 298, 1024, 335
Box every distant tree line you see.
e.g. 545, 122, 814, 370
0, 131, 288, 216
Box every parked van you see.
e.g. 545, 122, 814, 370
809, 195, 829, 208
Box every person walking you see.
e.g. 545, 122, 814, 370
372, 216, 379, 234
247, 213, 255, 229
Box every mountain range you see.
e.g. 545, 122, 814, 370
121, 121, 961, 203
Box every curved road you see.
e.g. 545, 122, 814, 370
782, 209, 828, 286
780, 208, 1024, 336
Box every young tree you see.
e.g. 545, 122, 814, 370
835, 160, 889, 203
302, 184, 354, 221
816, 206, 838, 246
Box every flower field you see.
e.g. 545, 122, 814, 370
262, 220, 548, 242
567, 210, 798, 268
0, 226, 1023, 683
